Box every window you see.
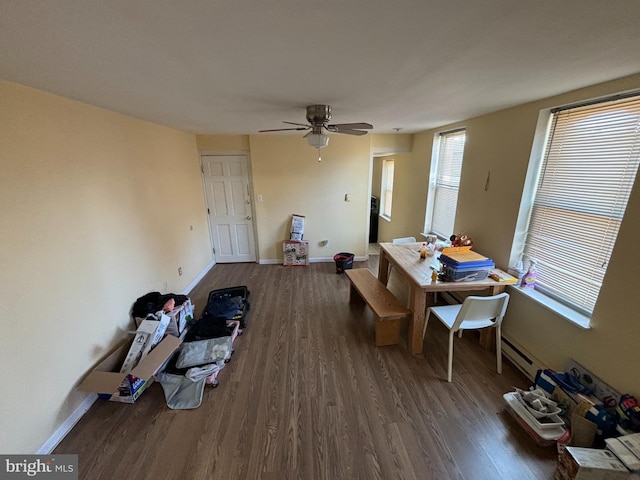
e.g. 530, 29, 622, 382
380, 158, 395, 219
518, 93, 640, 316
424, 129, 466, 238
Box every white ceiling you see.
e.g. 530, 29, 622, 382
2, 1, 640, 135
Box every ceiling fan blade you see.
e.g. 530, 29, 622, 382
282, 121, 311, 128
329, 122, 373, 130
259, 127, 309, 132
332, 128, 369, 136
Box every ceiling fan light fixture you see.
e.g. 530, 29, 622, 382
306, 133, 329, 149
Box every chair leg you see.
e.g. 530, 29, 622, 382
422, 310, 432, 340
447, 330, 455, 382
496, 326, 502, 374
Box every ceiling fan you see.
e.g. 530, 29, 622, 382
259, 105, 373, 158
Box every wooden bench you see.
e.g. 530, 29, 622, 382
345, 268, 411, 346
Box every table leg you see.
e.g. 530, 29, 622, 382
489, 285, 505, 296
407, 286, 427, 355
378, 250, 390, 286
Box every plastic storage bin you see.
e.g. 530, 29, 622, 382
439, 255, 494, 282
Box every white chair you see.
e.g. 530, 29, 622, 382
392, 236, 416, 243
423, 293, 510, 382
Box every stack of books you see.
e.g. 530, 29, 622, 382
489, 268, 518, 283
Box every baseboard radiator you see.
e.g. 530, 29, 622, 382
500, 334, 545, 381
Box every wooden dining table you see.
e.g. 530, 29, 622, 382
377, 242, 507, 355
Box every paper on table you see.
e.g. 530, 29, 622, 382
440, 246, 489, 264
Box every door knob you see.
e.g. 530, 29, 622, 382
246, 216, 252, 220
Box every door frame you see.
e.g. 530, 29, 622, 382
199, 150, 259, 264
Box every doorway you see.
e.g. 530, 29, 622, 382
201, 154, 257, 263
369, 155, 384, 252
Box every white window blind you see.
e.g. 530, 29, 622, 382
381, 159, 395, 218
523, 94, 640, 314
431, 130, 465, 238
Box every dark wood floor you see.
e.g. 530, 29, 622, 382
55, 255, 558, 479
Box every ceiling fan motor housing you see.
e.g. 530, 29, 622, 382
306, 105, 332, 125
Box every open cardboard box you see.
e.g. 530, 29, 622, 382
78, 334, 181, 403
554, 446, 630, 480
165, 299, 194, 336
120, 315, 170, 374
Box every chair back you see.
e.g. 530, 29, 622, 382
392, 236, 416, 244
452, 293, 510, 331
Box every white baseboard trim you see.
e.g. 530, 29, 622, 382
37, 393, 98, 454
259, 259, 280, 265
184, 260, 216, 294
311, 257, 336, 263
259, 256, 367, 265
312, 256, 368, 263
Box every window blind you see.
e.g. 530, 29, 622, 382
431, 130, 465, 238
523, 94, 640, 314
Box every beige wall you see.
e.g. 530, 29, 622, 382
375, 150, 427, 243
250, 134, 371, 260
196, 134, 250, 152
0, 80, 212, 453
372, 133, 413, 153
371, 157, 382, 199
195, 133, 373, 261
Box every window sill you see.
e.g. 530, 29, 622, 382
507, 285, 591, 330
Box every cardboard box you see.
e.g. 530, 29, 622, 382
290, 214, 305, 241
120, 314, 170, 373
606, 437, 640, 471
619, 434, 640, 459
78, 335, 181, 403
554, 446, 629, 480
165, 299, 194, 337
283, 240, 309, 266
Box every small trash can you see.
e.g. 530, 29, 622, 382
333, 252, 355, 274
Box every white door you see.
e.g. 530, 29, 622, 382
202, 155, 256, 263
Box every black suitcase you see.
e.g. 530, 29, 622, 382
205, 286, 250, 329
